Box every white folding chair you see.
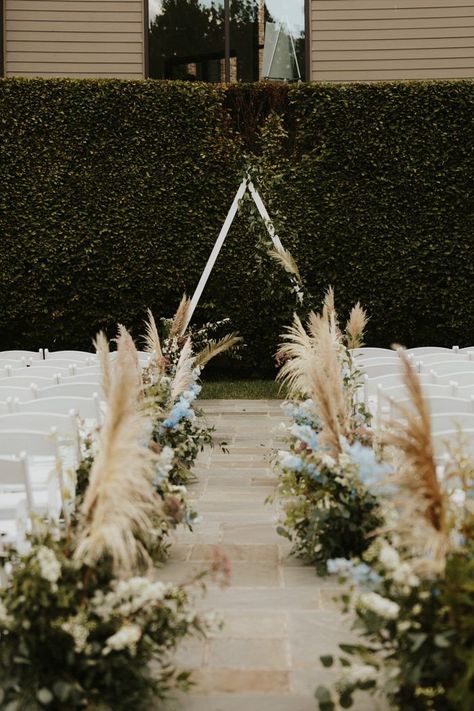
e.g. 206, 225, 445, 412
363, 362, 405, 379
390, 396, 474, 416
0, 453, 33, 548
0, 412, 80, 463
406, 346, 458, 356
435, 372, 474, 388
418, 353, 469, 364
61, 373, 101, 384
28, 360, 77, 372
0, 375, 59, 389
0, 429, 68, 522
429, 362, 474, 376
0, 360, 30, 371
24, 366, 73, 379
430, 413, 474, 434
0, 386, 33, 402
15, 395, 102, 426
0, 349, 43, 361
44, 350, 96, 363
36, 383, 103, 400
351, 347, 395, 357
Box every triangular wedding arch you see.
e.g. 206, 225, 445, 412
183, 175, 285, 331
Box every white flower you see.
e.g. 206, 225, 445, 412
320, 454, 336, 469
93, 577, 171, 620
378, 543, 400, 570
0, 600, 13, 629
391, 563, 419, 588
103, 623, 142, 654
62, 617, 89, 652
358, 592, 400, 619
36, 546, 61, 584
397, 620, 411, 633
343, 664, 378, 685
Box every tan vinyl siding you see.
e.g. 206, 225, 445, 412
4, 0, 145, 79
310, 0, 474, 81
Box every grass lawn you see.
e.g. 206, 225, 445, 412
200, 379, 285, 400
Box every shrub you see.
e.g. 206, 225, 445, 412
1, 78, 473, 372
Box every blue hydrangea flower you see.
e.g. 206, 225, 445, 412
346, 440, 389, 487
290, 423, 319, 452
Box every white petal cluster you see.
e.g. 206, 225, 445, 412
378, 543, 400, 570
343, 664, 378, 685
358, 591, 400, 619
93, 577, 171, 620
103, 623, 142, 655
0, 600, 13, 629
36, 546, 61, 584
62, 616, 89, 652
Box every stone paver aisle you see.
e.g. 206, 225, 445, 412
164, 400, 380, 711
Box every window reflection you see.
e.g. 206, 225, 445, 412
148, 0, 306, 82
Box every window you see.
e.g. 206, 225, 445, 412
148, 1, 306, 82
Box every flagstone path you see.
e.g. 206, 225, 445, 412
161, 400, 387, 711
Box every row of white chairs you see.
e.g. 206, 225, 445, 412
353, 346, 473, 357
0, 349, 152, 363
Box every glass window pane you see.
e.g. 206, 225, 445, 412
149, 0, 226, 81
230, 0, 306, 82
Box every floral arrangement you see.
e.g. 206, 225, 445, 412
142, 297, 241, 487
316, 354, 474, 711
0, 326, 229, 709
272, 289, 384, 573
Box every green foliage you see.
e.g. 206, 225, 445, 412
1, 78, 473, 373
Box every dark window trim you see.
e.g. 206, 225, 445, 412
305, 0, 310, 81
143, 0, 149, 78
1, 0, 4, 78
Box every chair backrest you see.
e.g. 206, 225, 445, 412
390, 396, 474, 416
0, 359, 30, 370
363, 362, 404, 379
355, 356, 401, 366
73, 364, 102, 374
44, 349, 96, 363
429, 362, 474, 376
459, 346, 474, 352
29, 359, 76, 371
14, 395, 102, 423
36, 382, 103, 400
434, 372, 474, 387
368, 372, 432, 395
378, 382, 457, 404
61, 373, 101, 384
455, 384, 474, 398
430, 413, 474, 433
0, 350, 43, 361
24, 366, 72, 378
352, 347, 395, 357
418, 352, 470, 364
0, 375, 58, 388
0, 412, 77, 438
406, 346, 457, 355
0, 386, 33, 401
0, 428, 60, 457
0, 400, 15, 415
0, 453, 33, 510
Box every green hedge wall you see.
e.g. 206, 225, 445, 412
1, 78, 473, 373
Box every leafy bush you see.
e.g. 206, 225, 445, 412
1, 78, 473, 372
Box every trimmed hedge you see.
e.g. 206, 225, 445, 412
0, 78, 473, 373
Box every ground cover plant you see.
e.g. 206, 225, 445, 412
316, 355, 474, 711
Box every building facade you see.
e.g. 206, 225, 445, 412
1, 1, 474, 81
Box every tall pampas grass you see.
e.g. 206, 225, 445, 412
170, 294, 192, 338
94, 331, 112, 401
277, 314, 316, 396
170, 337, 194, 401
75, 327, 158, 575
309, 319, 348, 456
346, 302, 369, 349
382, 352, 449, 570
194, 332, 242, 368
268, 244, 302, 284
143, 308, 163, 364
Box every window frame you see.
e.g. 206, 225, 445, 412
144, 0, 310, 82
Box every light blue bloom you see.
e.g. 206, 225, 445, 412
290, 423, 319, 452
346, 441, 389, 487
279, 452, 304, 472
327, 558, 354, 575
